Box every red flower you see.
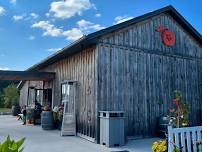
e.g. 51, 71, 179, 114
169, 108, 175, 113
173, 99, 180, 107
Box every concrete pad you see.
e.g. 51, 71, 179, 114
0, 115, 160, 152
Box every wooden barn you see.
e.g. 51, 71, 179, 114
16, 6, 202, 142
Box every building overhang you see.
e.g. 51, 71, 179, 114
0, 70, 55, 81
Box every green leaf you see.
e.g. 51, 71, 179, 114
0, 136, 25, 152
16, 138, 25, 149
19, 147, 24, 152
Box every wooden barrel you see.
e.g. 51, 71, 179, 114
158, 116, 170, 137
41, 111, 54, 130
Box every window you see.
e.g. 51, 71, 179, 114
61, 83, 70, 102
36, 89, 43, 105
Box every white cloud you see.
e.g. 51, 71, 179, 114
49, 0, 95, 19
13, 13, 39, 22
32, 19, 104, 41
114, 15, 133, 24
10, 0, 16, 4
32, 20, 83, 40
47, 48, 62, 52
29, 35, 35, 40
0, 67, 10, 70
77, 19, 105, 31
13, 15, 24, 21
45, 13, 50, 17
30, 13, 39, 19
95, 13, 101, 17
63, 28, 83, 41
32, 21, 63, 37
0, 6, 5, 16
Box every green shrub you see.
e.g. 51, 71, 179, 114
0, 94, 4, 108
0, 136, 25, 152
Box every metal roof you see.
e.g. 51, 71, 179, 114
18, 5, 202, 89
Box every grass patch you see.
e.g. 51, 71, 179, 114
0, 108, 11, 113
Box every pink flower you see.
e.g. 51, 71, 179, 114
169, 108, 175, 113
173, 99, 180, 107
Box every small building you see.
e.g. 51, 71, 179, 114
17, 6, 202, 143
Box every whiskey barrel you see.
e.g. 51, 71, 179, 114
41, 111, 54, 130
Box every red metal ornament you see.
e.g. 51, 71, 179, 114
156, 25, 176, 47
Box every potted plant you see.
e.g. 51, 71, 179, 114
53, 106, 59, 129
168, 90, 190, 128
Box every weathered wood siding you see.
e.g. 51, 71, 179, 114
19, 47, 98, 140
100, 13, 202, 59
19, 81, 29, 106
42, 47, 98, 140
97, 13, 202, 137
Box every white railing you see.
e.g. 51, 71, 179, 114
168, 126, 202, 152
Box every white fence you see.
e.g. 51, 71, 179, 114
168, 126, 202, 152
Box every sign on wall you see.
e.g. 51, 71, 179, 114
156, 25, 176, 47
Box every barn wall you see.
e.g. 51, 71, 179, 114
97, 13, 202, 137
98, 44, 202, 137
42, 46, 98, 140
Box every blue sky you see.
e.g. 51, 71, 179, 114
0, 0, 201, 70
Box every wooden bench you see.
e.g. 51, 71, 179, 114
168, 126, 202, 152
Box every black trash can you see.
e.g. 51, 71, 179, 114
41, 111, 54, 130
157, 116, 170, 137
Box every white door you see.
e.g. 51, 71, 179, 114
61, 81, 77, 136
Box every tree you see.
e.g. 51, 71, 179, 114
3, 84, 19, 108
0, 93, 4, 108
0, 80, 19, 108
